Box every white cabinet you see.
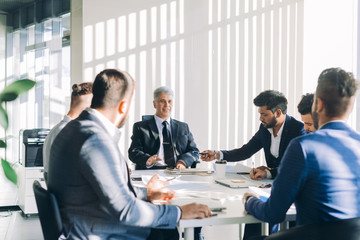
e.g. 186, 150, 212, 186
17, 164, 44, 215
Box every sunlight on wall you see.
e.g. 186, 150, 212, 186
82, 0, 359, 168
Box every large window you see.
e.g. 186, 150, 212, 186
5, 13, 71, 165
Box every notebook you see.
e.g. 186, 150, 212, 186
215, 179, 257, 188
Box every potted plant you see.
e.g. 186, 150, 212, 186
1, 79, 36, 184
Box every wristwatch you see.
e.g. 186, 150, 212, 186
244, 195, 254, 205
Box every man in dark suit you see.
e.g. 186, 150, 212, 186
201, 90, 307, 180
244, 68, 360, 231
129, 86, 199, 170
47, 69, 211, 240
201, 90, 306, 239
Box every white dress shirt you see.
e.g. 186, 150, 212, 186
267, 121, 285, 159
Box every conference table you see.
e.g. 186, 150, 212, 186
131, 167, 296, 240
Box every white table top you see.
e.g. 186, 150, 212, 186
131, 169, 296, 229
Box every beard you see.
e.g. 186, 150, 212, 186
311, 99, 319, 130
263, 116, 277, 129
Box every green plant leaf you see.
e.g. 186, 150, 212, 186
0, 104, 8, 130
0, 140, 6, 148
0, 79, 36, 102
1, 159, 17, 184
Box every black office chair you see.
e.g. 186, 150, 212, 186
33, 180, 63, 240
265, 217, 360, 240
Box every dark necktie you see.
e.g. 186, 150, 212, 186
162, 121, 175, 168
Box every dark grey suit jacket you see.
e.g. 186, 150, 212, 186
47, 110, 178, 240
128, 116, 199, 169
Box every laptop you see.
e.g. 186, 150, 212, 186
215, 179, 257, 188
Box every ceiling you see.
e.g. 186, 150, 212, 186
0, 0, 36, 14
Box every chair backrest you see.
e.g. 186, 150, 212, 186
33, 180, 63, 240
142, 115, 153, 121
265, 217, 360, 240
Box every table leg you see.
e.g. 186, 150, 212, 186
184, 227, 194, 240
279, 221, 289, 231
239, 224, 243, 240
261, 222, 269, 235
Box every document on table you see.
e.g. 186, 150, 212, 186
215, 179, 257, 188
227, 163, 252, 173
249, 186, 295, 210
165, 168, 214, 175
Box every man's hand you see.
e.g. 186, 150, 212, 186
249, 166, 268, 180
146, 174, 170, 189
180, 203, 212, 219
176, 161, 187, 169
146, 155, 162, 166
147, 187, 175, 202
200, 150, 215, 162
243, 192, 259, 205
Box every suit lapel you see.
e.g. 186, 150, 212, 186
279, 115, 290, 157
148, 116, 160, 143
170, 119, 178, 143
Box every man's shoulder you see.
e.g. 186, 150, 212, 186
171, 118, 188, 127
62, 112, 104, 138
285, 115, 305, 131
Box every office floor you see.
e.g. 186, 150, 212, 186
0, 171, 240, 240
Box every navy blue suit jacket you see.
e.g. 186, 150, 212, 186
245, 121, 360, 225
222, 115, 306, 177
128, 116, 199, 169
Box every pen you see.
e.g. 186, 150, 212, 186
193, 151, 208, 156
252, 161, 256, 176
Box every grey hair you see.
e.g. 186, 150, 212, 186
153, 86, 174, 101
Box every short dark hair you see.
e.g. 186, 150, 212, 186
297, 93, 314, 115
253, 90, 288, 114
71, 82, 92, 97
316, 68, 359, 117
91, 69, 132, 109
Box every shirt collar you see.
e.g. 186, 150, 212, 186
154, 114, 171, 126
319, 120, 345, 129
267, 119, 285, 137
86, 108, 121, 143
63, 115, 72, 121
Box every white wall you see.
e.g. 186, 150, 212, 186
302, 0, 359, 129
76, 0, 359, 167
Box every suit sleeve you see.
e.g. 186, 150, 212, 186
177, 123, 199, 167
245, 139, 307, 224
80, 134, 178, 228
222, 128, 263, 162
128, 122, 152, 169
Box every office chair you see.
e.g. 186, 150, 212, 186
33, 180, 63, 240
265, 217, 360, 240
142, 115, 153, 121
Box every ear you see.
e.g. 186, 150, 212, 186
317, 98, 325, 113
275, 109, 282, 117
153, 100, 156, 109
118, 100, 127, 114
